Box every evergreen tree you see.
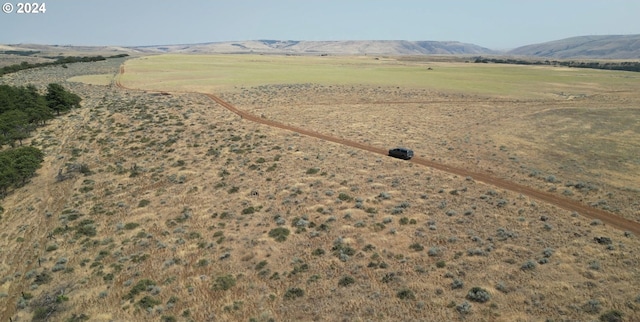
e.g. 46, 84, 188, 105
46, 83, 81, 115
0, 110, 30, 146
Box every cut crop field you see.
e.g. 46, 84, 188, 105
120, 54, 640, 99
1, 54, 639, 322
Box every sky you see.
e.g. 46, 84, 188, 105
1, 0, 639, 49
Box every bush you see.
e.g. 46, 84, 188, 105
599, 310, 623, 322
338, 276, 355, 287
213, 274, 236, 291
123, 279, 156, 300
521, 260, 536, 271
466, 287, 491, 303
338, 192, 352, 201
428, 247, 441, 257
242, 206, 256, 215
583, 299, 601, 314
268, 227, 290, 242
409, 243, 424, 251
456, 301, 472, 315
283, 287, 305, 300
306, 168, 320, 175
138, 199, 150, 207
451, 279, 464, 290
138, 295, 161, 309
396, 288, 415, 300
124, 222, 139, 230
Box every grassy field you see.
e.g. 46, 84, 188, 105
1, 54, 639, 322
121, 54, 640, 98
123, 54, 640, 216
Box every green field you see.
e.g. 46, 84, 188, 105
120, 54, 640, 98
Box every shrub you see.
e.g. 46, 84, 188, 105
338, 192, 352, 201
436, 260, 446, 268
456, 301, 472, 315
213, 274, 236, 291
397, 288, 416, 300
242, 206, 256, 215
138, 295, 161, 309
599, 310, 623, 322
338, 276, 355, 287
123, 279, 156, 300
268, 227, 290, 242
124, 222, 139, 230
306, 168, 320, 175
45, 244, 58, 252
428, 247, 441, 257
283, 287, 305, 300
409, 243, 424, 251
138, 199, 150, 207
583, 299, 601, 314
466, 287, 491, 303
451, 279, 464, 290
521, 260, 536, 271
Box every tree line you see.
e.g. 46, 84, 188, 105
474, 57, 640, 73
0, 83, 81, 201
0, 53, 129, 76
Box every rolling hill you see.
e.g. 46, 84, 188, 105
4, 35, 640, 58
132, 39, 498, 55
508, 34, 640, 59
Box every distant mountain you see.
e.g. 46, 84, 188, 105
6, 36, 640, 59
132, 40, 498, 55
508, 35, 640, 59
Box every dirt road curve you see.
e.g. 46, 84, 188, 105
116, 65, 640, 235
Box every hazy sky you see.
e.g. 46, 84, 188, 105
1, 0, 639, 49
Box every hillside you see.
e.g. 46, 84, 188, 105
5, 35, 640, 58
1, 52, 640, 321
131, 40, 498, 55
508, 34, 640, 59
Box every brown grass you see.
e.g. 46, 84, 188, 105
0, 56, 639, 322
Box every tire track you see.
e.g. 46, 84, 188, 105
118, 64, 640, 236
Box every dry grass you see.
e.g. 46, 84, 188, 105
0, 55, 639, 321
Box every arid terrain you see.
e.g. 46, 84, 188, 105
0, 54, 639, 322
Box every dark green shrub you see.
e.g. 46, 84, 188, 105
123, 279, 156, 300
283, 287, 305, 300
268, 227, 290, 242
521, 260, 536, 271
213, 274, 236, 291
312, 248, 325, 256
138, 295, 161, 309
599, 310, 623, 322
466, 287, 491, 303
456, 301, 472, 315
306, 168, 320, 175
124, 222, 139, 230
338, 192, 352, 201
138, 199, 150, 207
242, 206, 256, 215
397, 288, 416, 300
255, 260, 267, 270
338, 276, 355, 287
409, 243, 424, 251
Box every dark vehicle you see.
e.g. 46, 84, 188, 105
388, 147, 414, 160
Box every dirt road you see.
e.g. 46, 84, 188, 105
118, 65, 640, 236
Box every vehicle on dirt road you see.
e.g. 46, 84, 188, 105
388, 147, 414, 160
